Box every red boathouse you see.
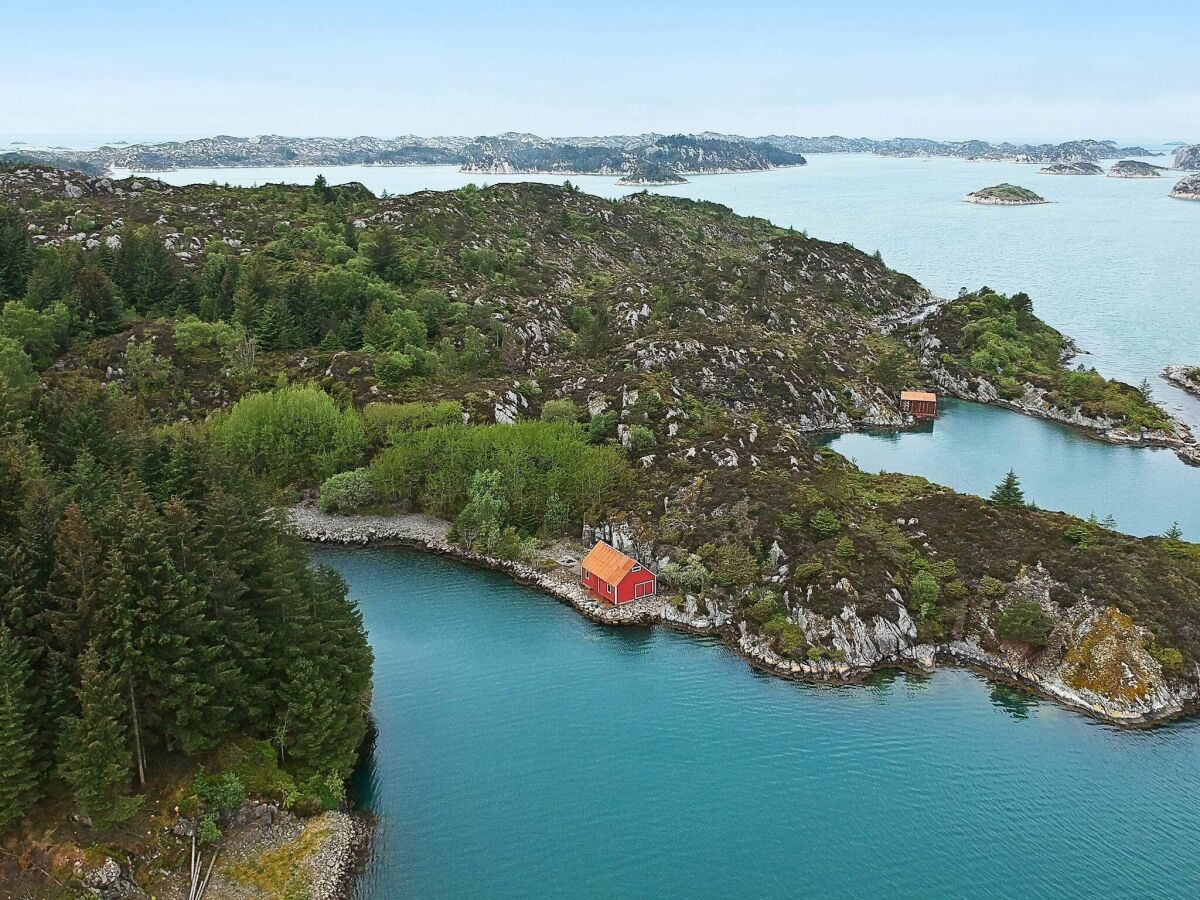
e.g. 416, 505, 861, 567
899, 390, 938, 420
580, 541, 657, 605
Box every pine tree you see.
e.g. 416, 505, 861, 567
0, 203, 35, 301
46, 503, 103, 666
59, 644, 139, 826
990, 470, 1026, 508
0, 624, 39, 830
1101, 513, 1118, 530
1165, 522, 1185, 541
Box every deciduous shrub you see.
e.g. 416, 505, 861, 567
319, 468, 376, 513
209, 385, 365, 486
361, 400, 463, 447
540, 398, 577, 424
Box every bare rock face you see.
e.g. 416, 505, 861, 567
1173, 144, 1200, 170
1169, 173, 1200, 201
948, 564, 1199, 724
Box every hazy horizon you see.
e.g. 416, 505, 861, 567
5, 0, 1198, 144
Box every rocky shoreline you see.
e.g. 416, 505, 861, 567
914, 329, 1200, 466
287, 505, 1197, 728
1169, 173, 1200, 200
1163, 365, 1200, 398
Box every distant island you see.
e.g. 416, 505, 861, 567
1039, 162, 1102, 175
1, 132, 1156, 176
616, 162, 688, 186
1174, 144, 1200, 170
458, 133, 805, 176
965, 183, 1047, 205
1169, 173, 1200, 200
1107, 160, 1168, 178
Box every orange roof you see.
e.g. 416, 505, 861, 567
582, 541, 638, 585
901, 390, 936, 402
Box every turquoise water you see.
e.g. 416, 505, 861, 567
131, 156, 1200, 537
318, 545, 1200, 900
821, 398, 1198, 539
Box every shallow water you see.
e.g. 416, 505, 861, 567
317, 545, 1200, 900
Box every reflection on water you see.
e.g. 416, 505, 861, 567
988, 683, 1039, 722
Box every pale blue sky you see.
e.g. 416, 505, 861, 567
4, 0, 1197, 145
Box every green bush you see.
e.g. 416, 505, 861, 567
978, 575, 1007, 599
994, 598, 1053, 647
1063, 523, 1092, 546
835, 538, 857, 561
909, 572, 940, 608
209, 385, 366, 486
362, 400, 463, 447
1150, 644, 1185, 672
587, 411, 617, 444
763, 614, 804, 654
628, 425, 656, 454
319, 468, 376, 513
809, 507, 842, 540
173, 316, 245, 352
540, 398, 577, 424
194, 770, 246, 813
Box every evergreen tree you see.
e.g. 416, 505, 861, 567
0, 624, 39, 830
1101, 513, 1118, 530
364, 226, 400, 279
70, 265, 125, 335
45, 502, 103, 667
0, 203, 35, 301
990, 470, 1026, 508
1165, 522, 1185, 541
59, 644, 139, 826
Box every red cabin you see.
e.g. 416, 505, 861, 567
580, 541, 657, 605
899, 390, 937, 420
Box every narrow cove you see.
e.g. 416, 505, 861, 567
317, 545, 1200, 900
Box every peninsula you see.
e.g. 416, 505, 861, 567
965, 183, 1047, 205
3, 164, 1199, 895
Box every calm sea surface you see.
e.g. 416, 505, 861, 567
317, 546, 1200, 900
131, 155, 1200, 538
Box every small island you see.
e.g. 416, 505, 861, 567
616, 162, 688, 186
1163, 365, 1200, 397
1107, 160, 1167, 178
964, 183, 1047, 205
1038, 162, 1102, 175
1169, 173, 1200, 200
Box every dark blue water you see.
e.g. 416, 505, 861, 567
318, 546, 1200, 900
